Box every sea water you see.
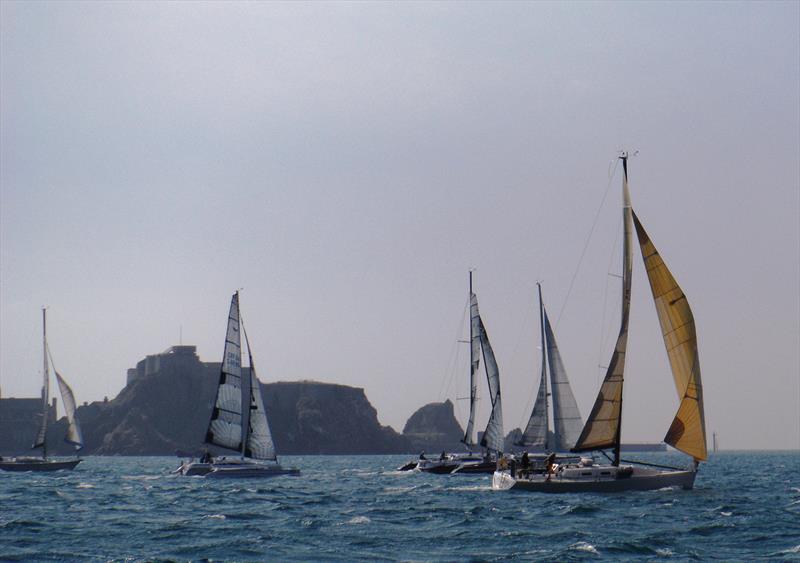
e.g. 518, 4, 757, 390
1, 451, 798, 561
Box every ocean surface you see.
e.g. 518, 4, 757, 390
1, 451, 798, 561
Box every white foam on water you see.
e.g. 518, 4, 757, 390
720, 511, 732, 517
656, 548, 673, 557
77, 483, 94, 489
203, 514, 226, 520
570, 542, 599, 554
346, 516, 371, 525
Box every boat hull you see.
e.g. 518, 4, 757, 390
451, 460, 497, 474
177, 459, 300, 478
0, 459, 81, 472
492, 466, 697, 493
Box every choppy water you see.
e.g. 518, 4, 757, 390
1, 451, 798, 561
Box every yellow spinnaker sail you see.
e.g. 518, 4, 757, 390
633, 212, 707, 461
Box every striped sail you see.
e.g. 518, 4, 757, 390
55, 370, 83, 450
544, 308, 583, 452
633, 212, 707, 461
462, 292, 481, 447
205, 293, 245, 452
573, 158, 633, 458
479, 317, 504, 453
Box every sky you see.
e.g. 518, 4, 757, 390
1, 1, 798, 450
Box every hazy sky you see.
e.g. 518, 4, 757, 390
1, 1, 798, 450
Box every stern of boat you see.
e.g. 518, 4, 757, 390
492, 470, 516, 491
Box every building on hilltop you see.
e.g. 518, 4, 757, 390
126, 345, 203, 387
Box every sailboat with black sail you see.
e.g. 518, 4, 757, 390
510, 283, 583, 474
403, 272, 505, 474
0, 309, 83, 472
494, 154, 707, 492
176, 292, 299, 478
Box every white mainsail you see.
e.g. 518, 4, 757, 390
479, 317, 504, 454
206, 292, 245, 452
544, 309, 583, 452
55, 370, 84, 450
573, 156, 633, 463
462, 291, 481, 447
519, 284, 549, 450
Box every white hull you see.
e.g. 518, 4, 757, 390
492, 463, 697, 493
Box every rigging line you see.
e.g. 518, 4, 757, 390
514, 287, 541, 431
437, 295, 470, 404
554, 159, 620, 330
597, 219, 623, 387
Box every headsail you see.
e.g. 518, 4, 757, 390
462, 290, 481, 447
519, 284, 549, 450
544, 308, 583, 452
478, 317, 504, 453
205, 292, 245, 452
573, 155, 633, 464
241, 323, 277, 461
32, 308, 49, 453
55, 370, 83, 450
633, 212, 707, 461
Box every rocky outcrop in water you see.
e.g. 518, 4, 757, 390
401, 399, 464, 454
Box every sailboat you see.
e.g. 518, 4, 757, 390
493, 153, 707, 492
405, 272, 505, 475
176, 292, 299, 478
0, 309, 83, 472
511, 283, 583, 471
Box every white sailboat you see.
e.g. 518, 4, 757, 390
494, 153, 707, 492
177, 291, 299, 478
510, 283, 583, 473
414, 272, 505, 475
0, 309, 83, 472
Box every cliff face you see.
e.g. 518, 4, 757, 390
402, 400, 464, 453
41, 367, 409, 456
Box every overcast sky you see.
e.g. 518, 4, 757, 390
1, 1, 798, 450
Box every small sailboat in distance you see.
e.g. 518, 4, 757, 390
512, 283, 583, 472
0, 309, 83, 472
176, 291, 299, 478
494, 153, 707, 492
400, 272, 505, 474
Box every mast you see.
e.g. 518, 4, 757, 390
462, 271, 479, 448
571, 152, 633, 465
537, 283, 550, 452
237, 291, 249, 459
613, 153, 631, 466
42, 308, 49, 459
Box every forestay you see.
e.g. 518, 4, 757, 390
633, 212, 707, 461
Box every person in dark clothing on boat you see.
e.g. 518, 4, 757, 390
419, 452, 426, 460
200, 450, 213, 464
520, 451, 530, 477
439, 451, 446, 461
